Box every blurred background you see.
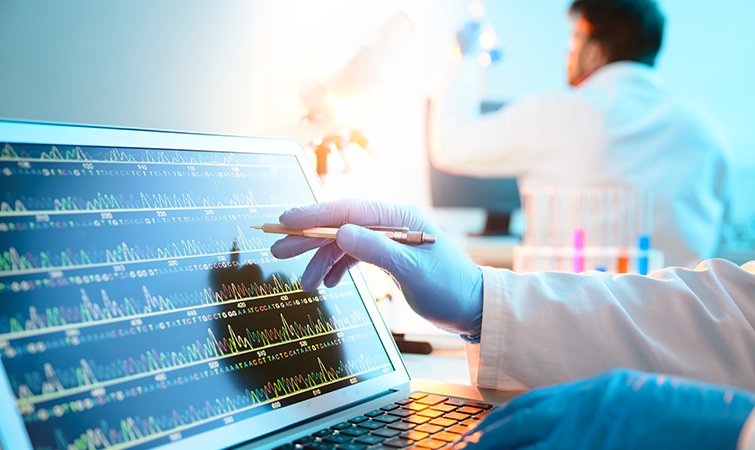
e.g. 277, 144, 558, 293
1, 0, 753, 280
1, 0, 753, 353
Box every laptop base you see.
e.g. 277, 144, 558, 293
247, 380, 517, 450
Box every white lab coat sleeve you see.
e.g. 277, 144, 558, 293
740, 410, 755, 450
466, 259, 755, 392
428, 60, 587, 177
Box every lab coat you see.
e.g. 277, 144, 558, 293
430, 61, 730, 267
464, 259, 755, 447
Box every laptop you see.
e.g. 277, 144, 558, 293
0, 120, 513, 450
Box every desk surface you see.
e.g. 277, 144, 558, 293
454, 234, 518, 268
429, 208, 520, 269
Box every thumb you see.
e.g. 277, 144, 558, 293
336, 224, 411, 276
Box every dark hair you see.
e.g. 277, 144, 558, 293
569, 0, 665, 66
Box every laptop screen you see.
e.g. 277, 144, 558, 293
0, 139, 395, 449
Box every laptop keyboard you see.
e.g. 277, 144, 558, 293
272, 393, 493, 450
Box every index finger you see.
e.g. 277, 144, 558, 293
279, 199, 424, 230
270, 235, 332, 259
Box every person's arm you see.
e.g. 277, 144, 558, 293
270, 200, 754, 391
451, 369, 755, 450
429, 60, 580, 177
469, 259, 755, 392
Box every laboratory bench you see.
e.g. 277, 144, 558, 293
429, 208, 521, 269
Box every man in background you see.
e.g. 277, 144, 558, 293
430, 0, 730, 267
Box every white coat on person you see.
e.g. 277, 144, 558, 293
464, 258, 755, 448
430, 60, 730, 267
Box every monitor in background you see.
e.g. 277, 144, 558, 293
428, 101, 521, 236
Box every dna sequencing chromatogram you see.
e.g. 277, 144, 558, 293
1, 142, 394, 449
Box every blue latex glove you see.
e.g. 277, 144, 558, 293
456, 21, 482, 56
452, 369, 755, 450
456, 20, 504, 64
269, 199, 483, 336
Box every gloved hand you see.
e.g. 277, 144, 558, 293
456, 20, 483, 56
452, 369, 755, 450
270, 199, 483, 336
455, 20, 503, 64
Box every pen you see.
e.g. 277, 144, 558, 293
251, 223, 436, 245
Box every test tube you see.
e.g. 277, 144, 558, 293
617, 248, 629, 273
573, 228, 585, 272
637, 234, 650, 275
523, 187, 537, 246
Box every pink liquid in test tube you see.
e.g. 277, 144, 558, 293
573, 228, 585, 273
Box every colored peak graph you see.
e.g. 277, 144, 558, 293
0, 228, 265, 273
12, 304, 369, 398
50, 355, 386, 450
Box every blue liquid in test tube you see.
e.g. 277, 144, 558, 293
637, 234, 650, 275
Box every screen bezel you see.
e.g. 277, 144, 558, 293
0, 120, 410, 450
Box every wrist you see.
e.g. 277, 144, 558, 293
454, 265, 484, 336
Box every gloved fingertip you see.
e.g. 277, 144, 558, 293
300, 265, 322, 291
278, 207, 304, 226
334, 224, 363, 253
323, 277, 340, 288
269, 241, 285, 259
300, 276, 320, 292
